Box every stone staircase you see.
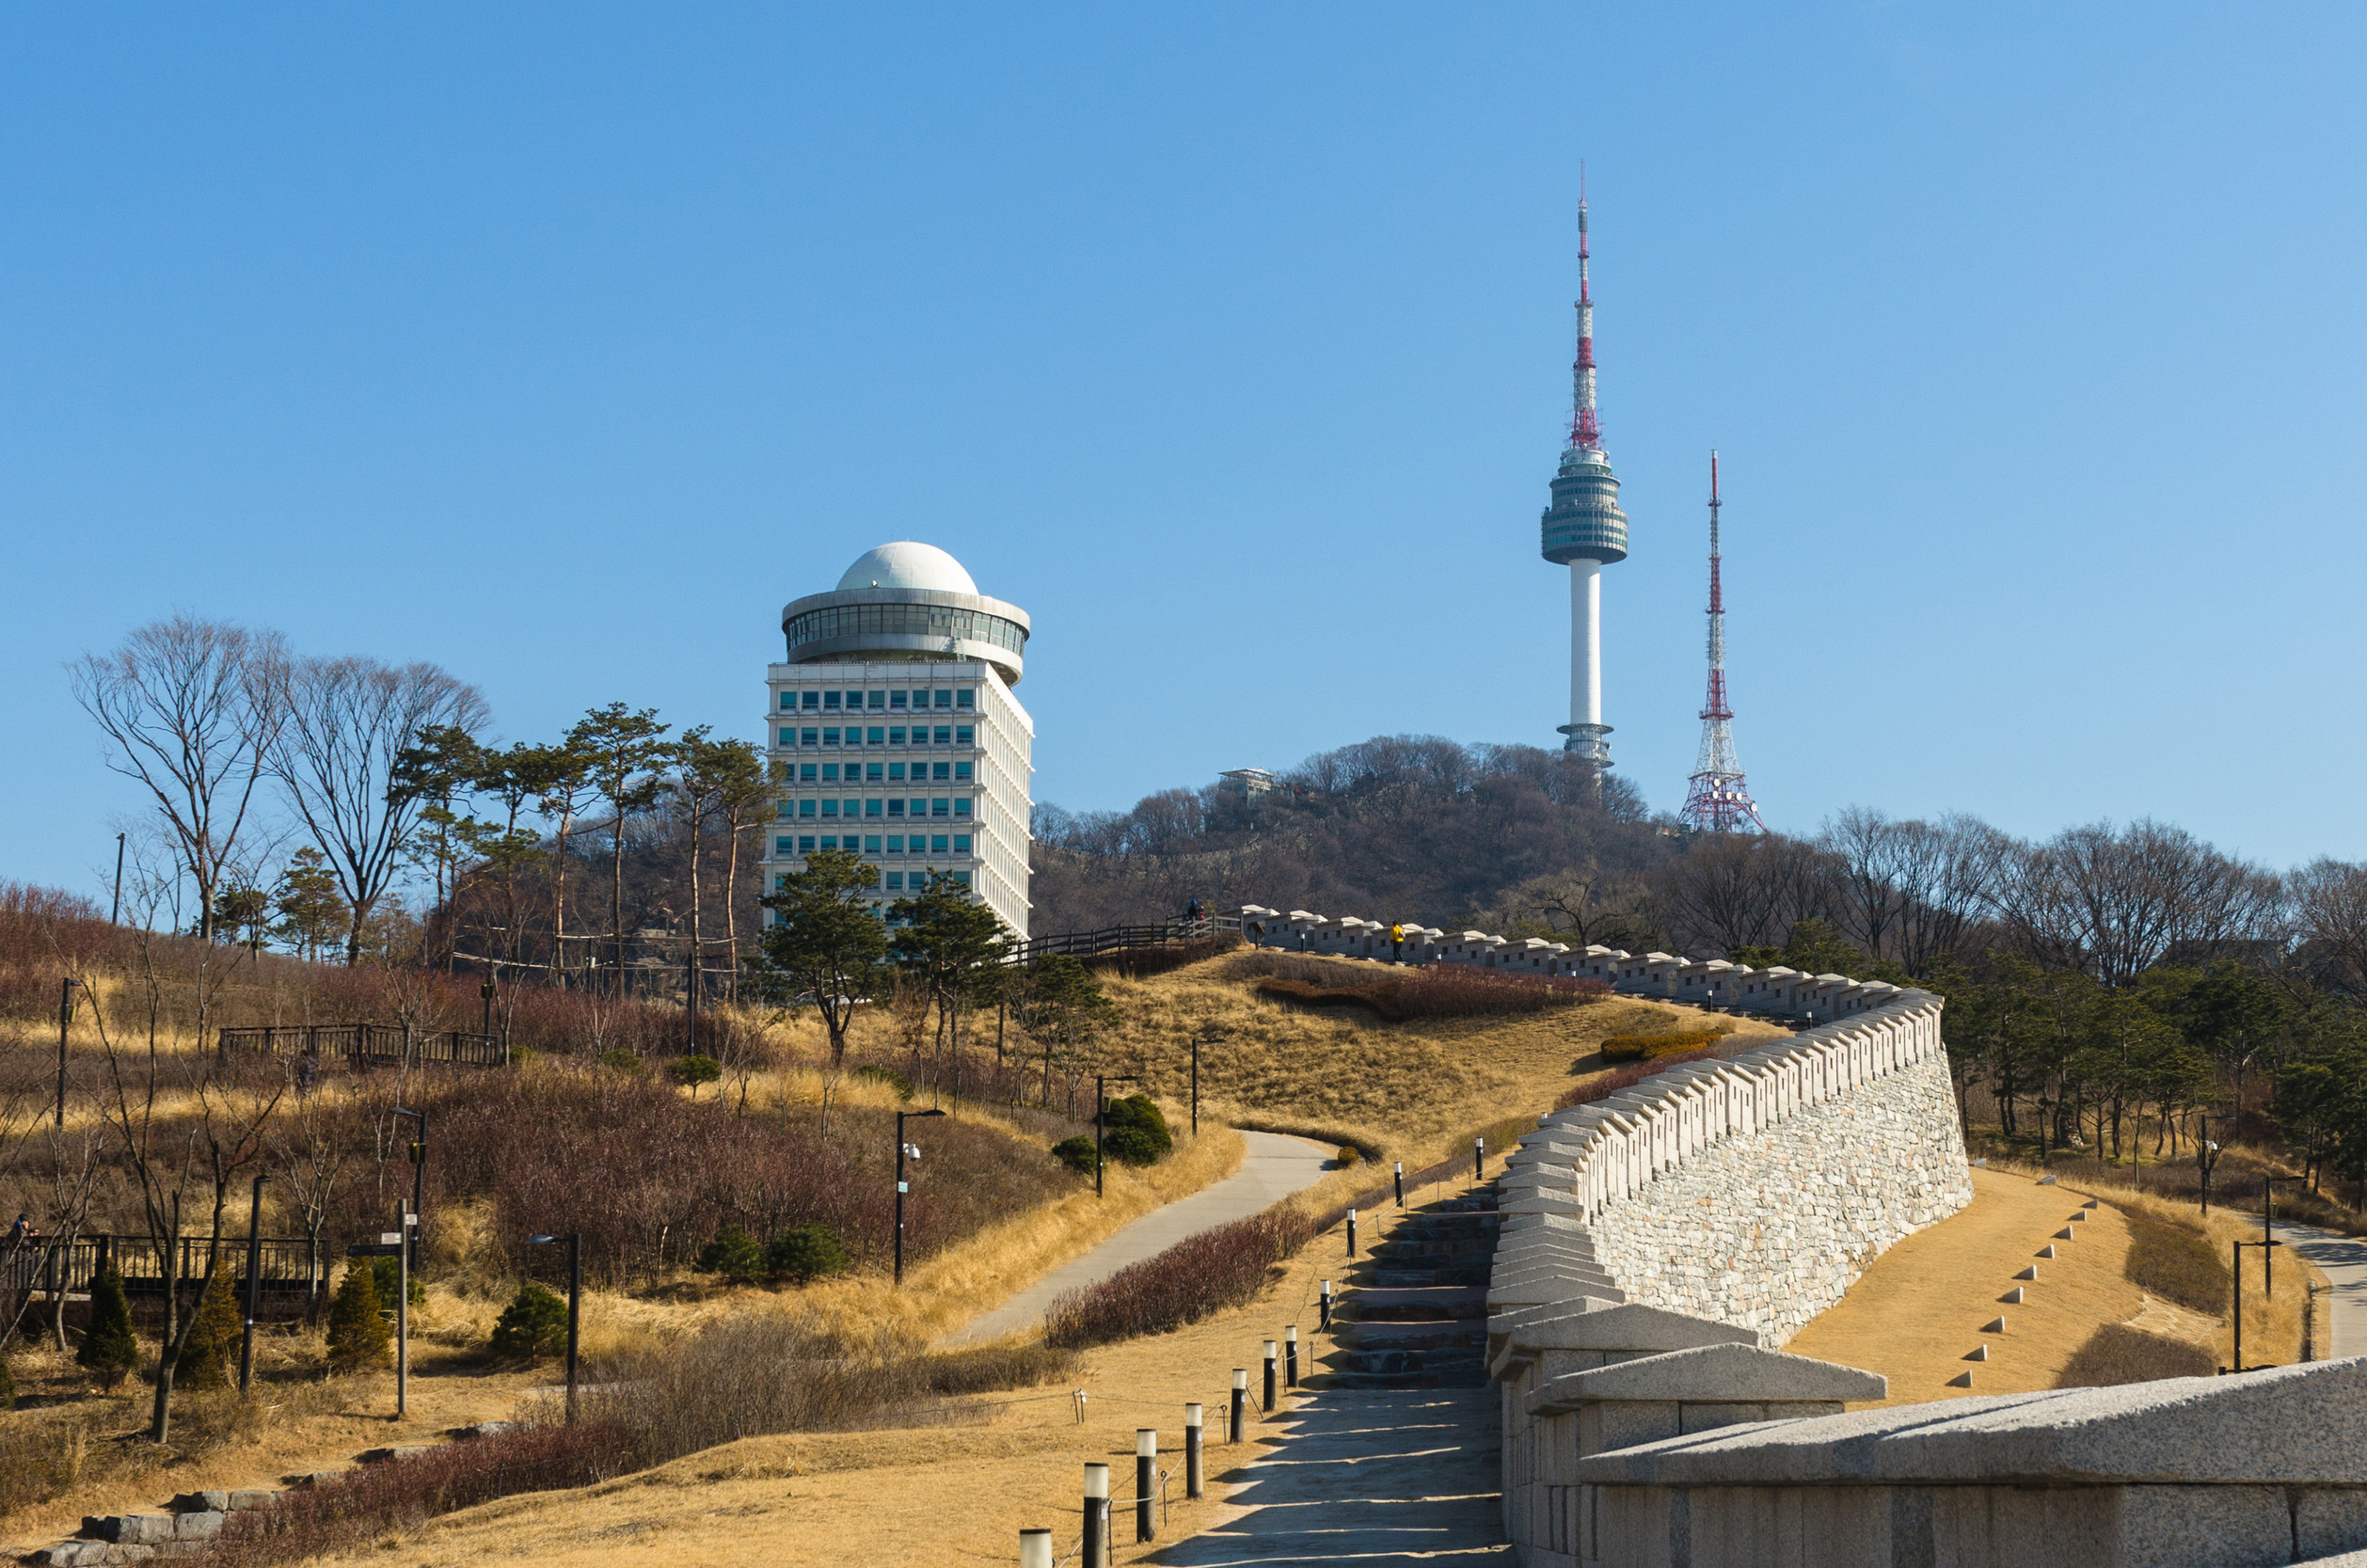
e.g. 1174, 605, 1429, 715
1329, 1194, 1499, 1388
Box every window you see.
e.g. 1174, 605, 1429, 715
778, 691, 793, 710
775, 836, 794, 854
886, 835, 903, 852
933, 725, 951, 744
953, 834, 972, 853
955, 725, 974, 745
774, 874, 789, 890
867, 690, 886, 709
778, 728, 794, 747
887, 761, 906, 781
952, 870, 971, 887
931, 761, 950, 782
799, 800, 817, 818
910, 689, 929, 707
887, 798, 905, 816
934, 689, 952, 709
844, 727, 861, 747
931, 798, 951, 817
865, 834, 882, 852
865, 799, 883, 817
953, 761, 973, 781
956, 689, 975, 709
801, 728, 818, 747
866, 762, 883, 782
910, 797, 929, 816
888, 726, 906, 745
884, 871, 904, 891
953, 797, 972, 818
818, 835, 837, 850
799, 835, 816, 853
824, 691, 842, 710
800, 764, 817, 782
775, 800, 793, 818
821, 800, 838, 817
802, 690, 819, 709
822, 728, 839, 746
867, 726, 884, 744
931, 834, 950, 853
889, 689, 908, 709
820, 763, 838, 783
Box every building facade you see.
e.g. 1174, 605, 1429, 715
761, 542, 1034, 937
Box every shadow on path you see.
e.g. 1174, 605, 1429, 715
2280, 1221, 2367, 1359
1159, 1386, 1508, 1565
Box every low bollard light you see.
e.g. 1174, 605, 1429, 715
1347, 1207, 1358, 1258
1263, 1339, 1278, 1412
1285, 1324, 1299, 1387
1230, 1368, 1247, 1442
1020, 1528, 1053, 1568
1320, 1279, 1333, 1331
1136, 1429, 1157, 1542
1083, 1464, 1110, 1568
1185, 1402, 1204, 1497
1393, 1160, 1405, 1206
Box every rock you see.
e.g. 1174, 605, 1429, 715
357, 1444, 440, 1465
449, 1420, 525, 1441
226, 1489, 282, 1512
170, 1513, 224, 1541
166, 1493, 227, 1515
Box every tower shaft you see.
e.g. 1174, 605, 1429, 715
1542, 179, 1626, 768
1679, 451, 1766, 833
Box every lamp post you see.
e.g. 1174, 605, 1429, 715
2199, 1112, 2228, 1214
480, 979, 496, 1044
238, 1173, 267, 1395
1095, 1075, 1140, 1198
895, 1108, 945, 1285
391, 1108, 426, 1270
56, 978, 81, 1129
526, 1232, 581, 1422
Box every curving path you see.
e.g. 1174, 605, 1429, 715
2277, 1221, 2367, 1359
944, 1130, 1334, 1345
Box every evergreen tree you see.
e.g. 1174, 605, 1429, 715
693, 1225, 765, 1283
765, 1223, 850, 1285
77, 1266, 139, 1388
325, 1264, 391, 1370
487, 1282, 569, 1360
176, 1267, 246, 1388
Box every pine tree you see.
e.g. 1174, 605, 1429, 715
487, 1282, 568, 1360
77, 1266, 139, 1388
325, 1263, 390, 1370
176, 1268, 246, 1388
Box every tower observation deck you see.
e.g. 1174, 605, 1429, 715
1540, 189, 1628, 768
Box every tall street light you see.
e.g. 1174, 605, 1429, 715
1095, 1075, 1141, 1198
238, 1172, 267, 1396
526, 1232, 582, 1423
2198, 1112, 2229, 1213
895, 1108, 945, 1286
391, 1108, 427, 1270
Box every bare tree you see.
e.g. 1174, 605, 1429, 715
1998, 819, 2285, 987
273, 656, 488, 963
70, 616, 289, 942
270, 1079, 369, 1324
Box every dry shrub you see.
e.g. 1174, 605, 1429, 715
1553, 1050, 1719, 1112
0, 1414, 94, 1517
1043, 1207, 1314, 1349
209, 1424, 637, 1567
1248, 964, 1607, 1023
923, 1342, 1078, 1397
2125, 1214, 2231, 1315
1599, 1029, 1724, 1064
2054, 1323, 2216, 1387
1081, 933, 1241, 979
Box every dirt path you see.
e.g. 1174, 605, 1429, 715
945, 1131, 1335, 1346
1784, 1167, 2141, 1404
2280, 1221, 2367, 1358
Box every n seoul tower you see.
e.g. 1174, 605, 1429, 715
1539, 183, 1628, 768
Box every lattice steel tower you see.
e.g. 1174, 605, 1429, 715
1539, 183, 1628, 768
1678, 451, 1766, 832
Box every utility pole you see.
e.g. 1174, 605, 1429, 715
239, 1174, 266, 1395
109, 832, 125, 926
56, 978, 81, 1129
895, 1107, 945, 1284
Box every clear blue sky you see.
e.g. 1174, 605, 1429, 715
6, 3, 2364, 900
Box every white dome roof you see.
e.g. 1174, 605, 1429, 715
835, 541, 978, 595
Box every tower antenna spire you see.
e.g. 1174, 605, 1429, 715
1570, 172, 1600, 452
1678, 450, 1767, 833
1540, 175, 1627, 770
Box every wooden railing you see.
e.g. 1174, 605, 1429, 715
0, 1234, 331, 1318
1006, 915, 1240, 965
217, 1022, 509, 1068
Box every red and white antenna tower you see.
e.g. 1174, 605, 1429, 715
1678, 451, 1767, 833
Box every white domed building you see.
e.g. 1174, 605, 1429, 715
764, 542, 1034, 937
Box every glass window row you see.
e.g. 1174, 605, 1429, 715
775, 833, 972, 857
782, 760, 972, 784
784, 603, 1025, 658
776, 724, 973, 748
776, 797, 973, 820
775, 685, 978, 713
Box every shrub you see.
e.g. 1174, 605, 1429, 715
368, 1256, 426, 1308
597, 1047, 644, 1075
854, 1063, 914, 1101
77, 1267, 138, 1388
1335, 1145, 1361, 1168
1044, 1205, 1316, 1349
2054, 1323, 2216, 1387
176, 1267, 246, 1388
1598, 1029, 1725, 1064
1103, 1095, 1172, 1162
1052, 1135, 1097, 1174
488, 1283, 570, 1360
1554, 1049, 1720, 1112
694, 1224, 767, 1283
1250, 966, 1608, 1023
211, 1423, 635, 1568
921, 1343, 1077, 1396
766, 1223, 850, 1285
2124, 1214, 2231, 1315
0, 1357, 14, 1411
325, 1264, 390, 1370
669, 1054, 723, 1094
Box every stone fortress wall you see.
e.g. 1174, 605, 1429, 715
1237, 904, 1975, 1346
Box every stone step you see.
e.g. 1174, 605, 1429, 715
1326, 1365, 1490, 1389
1339, 1347, 1485, 1375
1342, 1323, 1486, 1353
1342, 1286, 1487, 1322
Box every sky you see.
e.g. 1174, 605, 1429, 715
5, 3, 2366, 904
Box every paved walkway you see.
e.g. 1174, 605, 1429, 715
945, 1130, 1334, 1345
1159, 1386, 1508, 1565
2278, 1221, 2367, 1358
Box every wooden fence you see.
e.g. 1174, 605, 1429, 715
216, 1022, 509, 1068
